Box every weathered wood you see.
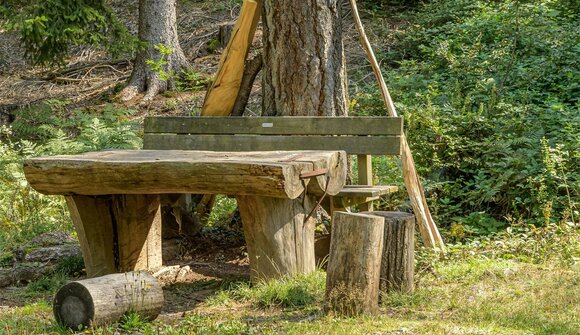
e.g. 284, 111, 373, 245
202, 0, 261, 116
53, 271, 163, 329
144, 116, 403, 136
65, 196, 116, 277
236, 195, 317, 282
112, 195, 162, 272
357, 154, 374, 212
325, 212, 384, 316
143, 134, 401, 155
24, 150, 346, 198
362, 211, 415, 295
349, 0, 444, 251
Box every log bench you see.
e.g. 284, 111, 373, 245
143, 116, 403, 214
23, 150, 347, 281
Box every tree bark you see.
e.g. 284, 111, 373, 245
362, 211, 415, 295
120, 0, 189, 101
262, 0, 348, 116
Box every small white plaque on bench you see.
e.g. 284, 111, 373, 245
262, 123, 274, 128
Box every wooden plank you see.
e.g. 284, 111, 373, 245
65, 196, 116, 277
201, 0, 261, 116
336, 185, 398, 198
112, 194, 162, 272
143, 134, 401, 155
24, 150, 346, 199
357, 154, 374, 211
144, 116, 403, 136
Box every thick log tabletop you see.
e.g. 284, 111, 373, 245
23, 150, 347, 281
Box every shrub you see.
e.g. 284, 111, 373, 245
353, 0, 579, 228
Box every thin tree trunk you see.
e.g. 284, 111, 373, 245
120, 0, 189, 101
262, 0, 348, 116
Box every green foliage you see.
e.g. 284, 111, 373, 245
354, 0, 579, 227
119, 312, 148, 331
2, 0, 139, 65
0, 103, 142, 253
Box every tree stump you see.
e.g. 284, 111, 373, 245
53, 271, 164, 329
236, 195, 317, 282
218, 22, 235, 48
325, 212, 384, 316
362, 211, 415, 295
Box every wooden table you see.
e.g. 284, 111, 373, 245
24, 150, 347, 281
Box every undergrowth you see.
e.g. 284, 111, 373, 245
353, 0, 579, 229
0, 102, 141, 253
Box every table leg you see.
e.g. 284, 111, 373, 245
66, 194, 162, 277
112, 194, 162, 272
236, 195, 316, 282
66, 196, 116, 277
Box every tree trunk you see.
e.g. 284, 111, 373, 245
262, 0, 348, 116
120, 0, 189, 101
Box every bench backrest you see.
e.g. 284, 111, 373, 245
143, 116, 403, 155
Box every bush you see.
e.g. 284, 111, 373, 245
353, 0, 579, 229
0, 103, 142, 253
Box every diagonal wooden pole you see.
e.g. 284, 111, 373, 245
202, 0, 262, 116
348, 0, 445, 250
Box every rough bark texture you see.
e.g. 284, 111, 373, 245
120, 0, 189, 101
232, 53, 263, 116
325, 212, 384, 316
362, 211, 415, 295
236, 195, 317, 282
262, 0, 348, 116
53, 272, 164, 329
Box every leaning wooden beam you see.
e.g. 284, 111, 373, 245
201, 0, 262, 116
23, 150, 346, 199
348, 0, 445, 251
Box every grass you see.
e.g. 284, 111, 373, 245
3, 227, 576, 335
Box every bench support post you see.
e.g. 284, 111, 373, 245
65, 194, 162, 277
357, 154, 374, 212
236, 195, 316, 282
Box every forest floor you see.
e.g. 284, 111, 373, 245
1, 0, 579, 334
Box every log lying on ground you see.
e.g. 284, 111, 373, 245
325, 212, 384, 316
23, 150, 346, 199
53, 271, 164, 329
362, 211, 415, 295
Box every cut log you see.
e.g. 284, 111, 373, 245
325, 212, 384, 316
53, 271, 163, 329
236, 194, 317, 282
362, 211, 415, 295
23, 150, 346, 199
